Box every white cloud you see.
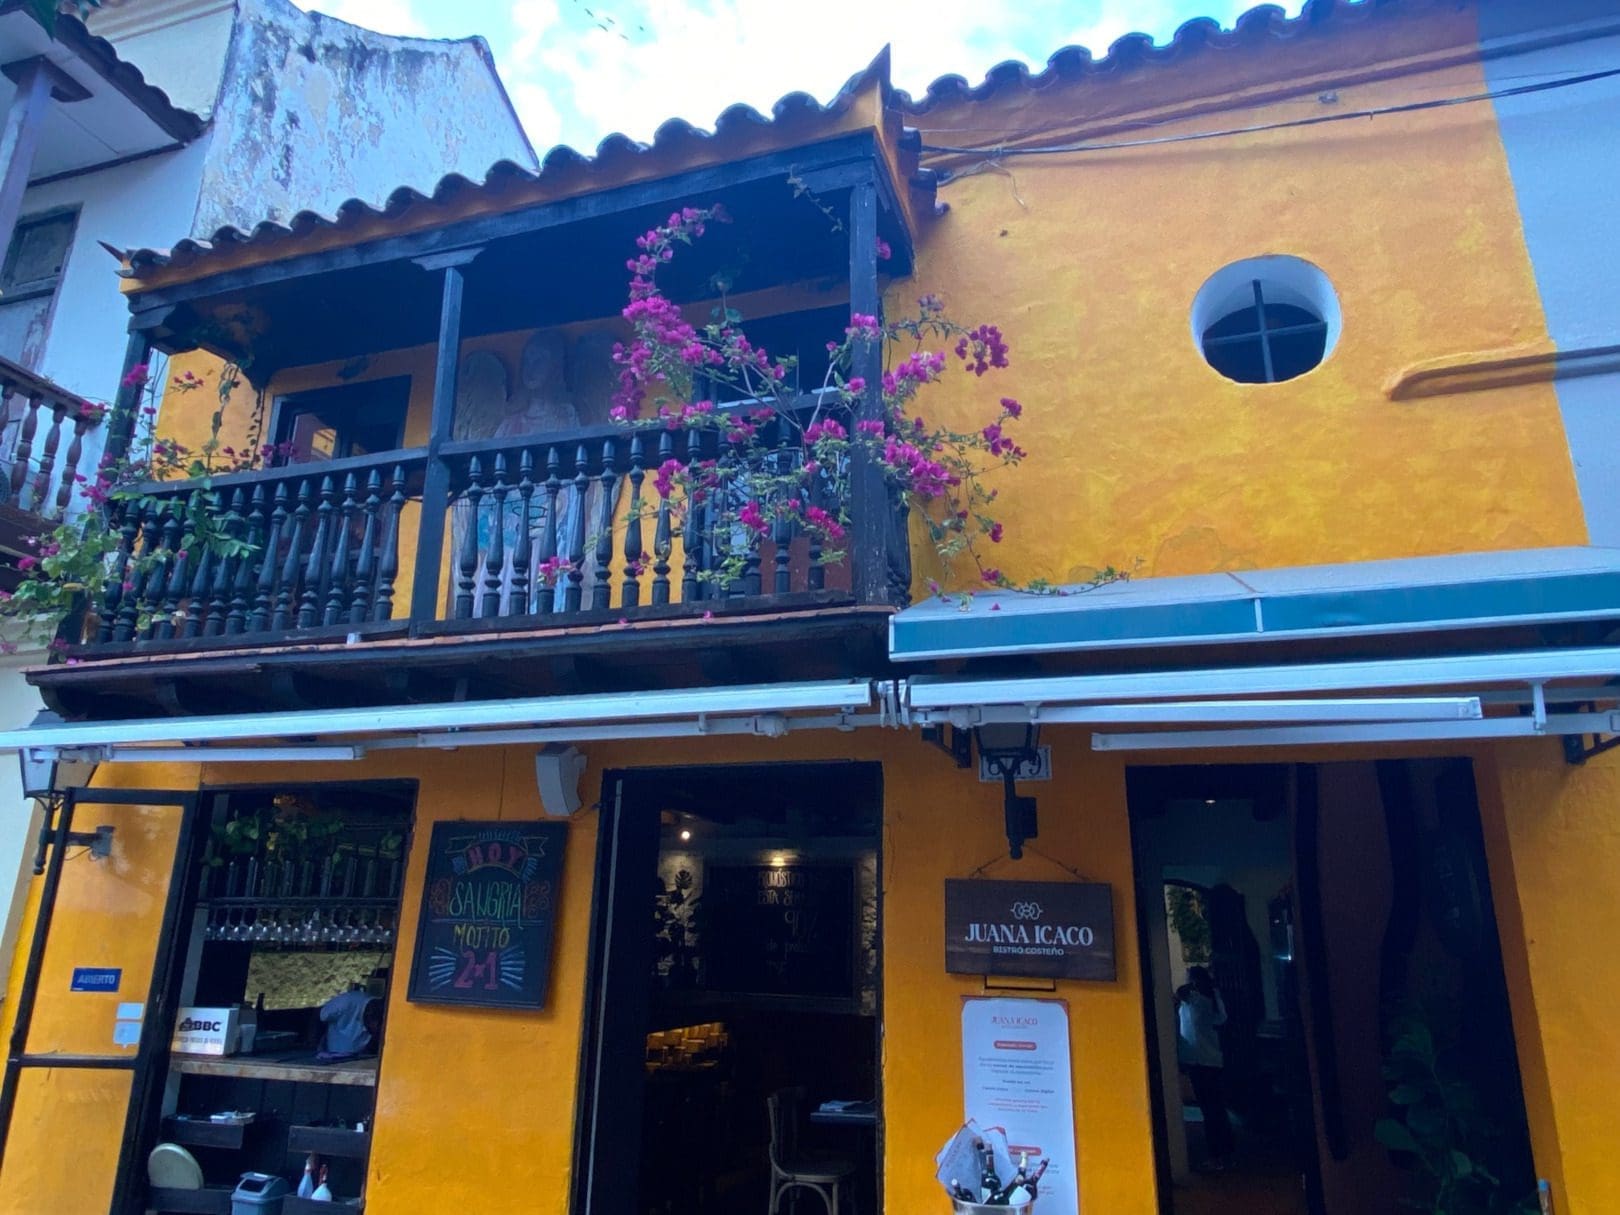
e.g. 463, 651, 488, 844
493, 0, 1301, 153
312, 0, 432, 37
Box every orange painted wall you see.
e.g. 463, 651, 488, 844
897, 7, 1584, 591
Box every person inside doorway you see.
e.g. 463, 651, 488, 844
1177, 966, 1235, 1171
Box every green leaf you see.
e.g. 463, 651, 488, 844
1375, 1119, 1420, 1154
1449, 1151, 1472, 1179
1408, 1105, 1448, 1137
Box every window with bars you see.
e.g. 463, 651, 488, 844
1200, 279, 1329, 384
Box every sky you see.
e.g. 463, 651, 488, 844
310, 0, 1301, 155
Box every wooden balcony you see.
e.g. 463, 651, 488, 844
76, 409, 910, 661
0, 356, 104, 592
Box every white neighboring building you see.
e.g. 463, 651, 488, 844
0, 0, 536, 1002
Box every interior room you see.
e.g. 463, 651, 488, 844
593, 762, 881, 1215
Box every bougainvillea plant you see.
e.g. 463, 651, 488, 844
601, 204, 1123, 598
0, 362, 265, 651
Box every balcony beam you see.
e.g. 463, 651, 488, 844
409, 248, 480, 621
847, 176, 888, 605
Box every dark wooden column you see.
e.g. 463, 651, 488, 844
101, 331, 154, 468
409, 248, 481, 620
846, 177, 888, 605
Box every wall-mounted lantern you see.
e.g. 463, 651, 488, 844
974, 721, 1040, 860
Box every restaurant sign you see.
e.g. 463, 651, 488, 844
407, 820, 567, 1010
945, 879, 1115, 981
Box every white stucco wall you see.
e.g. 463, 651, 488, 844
87, 0, 237, 121
26, 140, 205, 405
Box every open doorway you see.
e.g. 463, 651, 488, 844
576, 763, 881, 1215
1128, 761, 1536, 1215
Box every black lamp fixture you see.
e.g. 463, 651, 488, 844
18, 713, 108, 875
974, 720, 1041, 860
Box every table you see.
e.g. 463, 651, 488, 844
811, 1101, 877, 1129
172, 1052, 378, 1088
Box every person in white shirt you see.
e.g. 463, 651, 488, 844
1176, 966, 1235, 1169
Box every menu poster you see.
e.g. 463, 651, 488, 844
407, 821, 567, 1010
961, 997, 1079, 1215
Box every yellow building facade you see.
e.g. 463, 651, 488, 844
4, 3, 1620, 1213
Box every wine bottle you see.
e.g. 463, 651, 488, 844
979, 1142, 1002, 1203
1025, 1159, 1050, 1199
311, 1163, 333, 1201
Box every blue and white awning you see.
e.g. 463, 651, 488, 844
890, 546, 1620, 662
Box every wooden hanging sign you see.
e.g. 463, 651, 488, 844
944, 879, 1115, 982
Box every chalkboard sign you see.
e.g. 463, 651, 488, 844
407, 821, 567, 1010
702, 862, 855, 999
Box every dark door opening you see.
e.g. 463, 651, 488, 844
575, 763, 882, 1215
1128, 761, 1535, 1215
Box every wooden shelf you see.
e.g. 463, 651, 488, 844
162, 1115, 252, 1149
146, 1186, 233, 1214
172, 1053, 378, 1088
287, 1123, 371, 1158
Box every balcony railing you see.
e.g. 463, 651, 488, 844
0, 358, 106, 592
83, 413, 908, 653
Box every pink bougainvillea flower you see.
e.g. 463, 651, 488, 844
875, 237, 892, 261
989, 523, 1004, 544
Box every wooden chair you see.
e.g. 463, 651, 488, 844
767, 1087, 857, 1215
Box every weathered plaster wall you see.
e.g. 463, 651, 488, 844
191, 0, 535, 238
897, 4, 1586, 591
1482, 4, 1620, 545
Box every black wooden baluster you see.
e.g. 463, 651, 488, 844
510, 449, 535, 616
183, 509, 214, 639
273, 479, 310, 631
652, 432, 673, 606
350, 468, 381, 625
254, 482, 288, 632
374, 465, 405, 621
324, 473, 357, 626
481, 455, 507, 618
743, 484, 763, 598
536, 446, 561, 615
114, 502, 158, 642
591, 438, 617, 611
806, 472, 826, 590
228, 487, 260, 635
681, 426, 704, 602
622, 435, 645, 608
151, 510, 185, 640
564, 444, 589, 613
774, 498, 793, 594
99, 499, 141, 642
298, 475, 335, 629
456, 457, 483, 620
205, 490, 240, 636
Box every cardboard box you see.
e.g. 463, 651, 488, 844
172, 1006, 240, 1056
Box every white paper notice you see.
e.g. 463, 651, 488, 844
962, 997, 1078, 1215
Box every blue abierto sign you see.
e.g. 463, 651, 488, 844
70, 967, 121, 993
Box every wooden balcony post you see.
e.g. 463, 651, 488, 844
847, 177, 889, 604
102, 332, 153, 468
409, 248, 481, 621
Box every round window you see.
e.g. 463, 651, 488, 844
1191, 256, 1340, 384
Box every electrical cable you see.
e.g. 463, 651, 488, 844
920, 64, 1620, 172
